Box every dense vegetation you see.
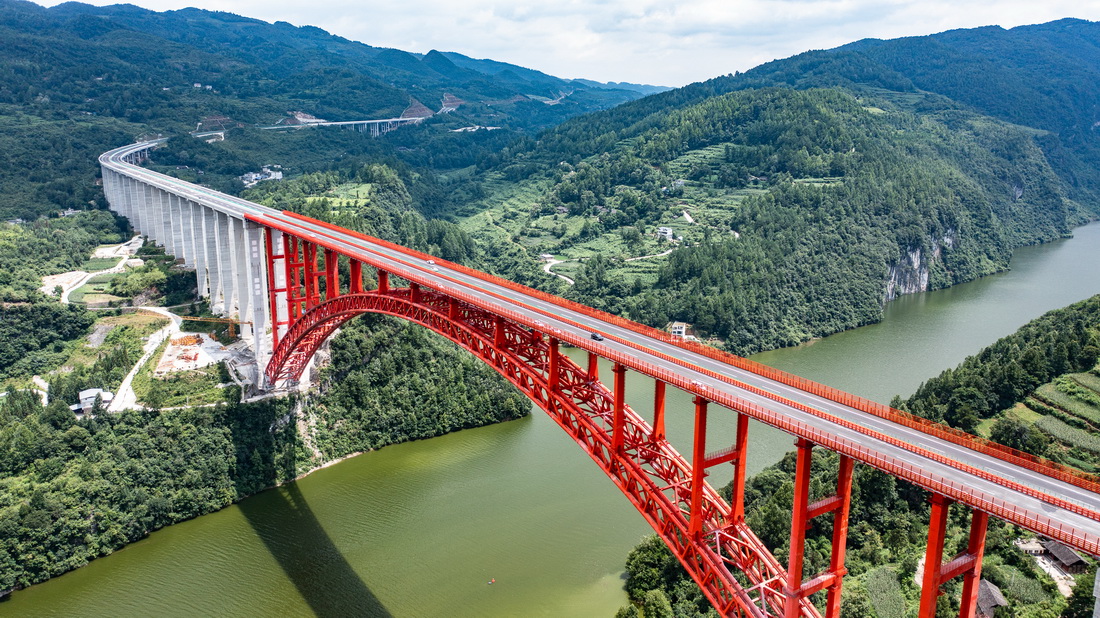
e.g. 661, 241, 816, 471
462, 86, 1090, 354
0, 0, 646, 220
307, 315, 529, 458
0, 309, 530, 593
897, 296, 1100, 470
0, 388, 302, 590
618, 297, 1100, 617
0, 212, 126, 380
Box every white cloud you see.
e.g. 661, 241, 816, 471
33, 0, 1100, 86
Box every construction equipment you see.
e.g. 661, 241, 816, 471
175, 315, 251, 338
134, 308, 250, 338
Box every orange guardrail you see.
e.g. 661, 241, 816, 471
280, 211, 1100, 496
253, 209, 1100, 555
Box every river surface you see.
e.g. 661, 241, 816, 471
6, 222, 1100, 617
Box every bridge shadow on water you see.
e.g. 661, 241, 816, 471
235, 483, 392, 617
228, 402, 391, 617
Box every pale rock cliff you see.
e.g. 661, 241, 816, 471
884, 229, 956, 301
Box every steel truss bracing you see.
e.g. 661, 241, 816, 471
267, 287, 791, 616
100, 141, 1100, 618
259, 231, 1005, 618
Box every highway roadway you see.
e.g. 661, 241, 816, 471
101, 142, 1100, 554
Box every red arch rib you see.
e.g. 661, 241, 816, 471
267, 288, 798, 618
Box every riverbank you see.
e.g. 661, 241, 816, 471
7, 223, 1100, 616
0, 314, 530, 604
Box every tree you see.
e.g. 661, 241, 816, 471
840, 580, 877, 618
40, 399, 75, 429
620, 226, 643, 248
144, 381, 167, 411
614, 605, 640, 618
1063, 566, 1097, 618
641, 589, 675, 618
989, 417, 1049, 457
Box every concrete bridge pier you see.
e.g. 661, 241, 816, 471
203, 206, 226, 312
172, 194, 194, 268
186, 199, 210, 297
125, 176, 145, 235
239, 219, 271, 364
101, 155, 275, 381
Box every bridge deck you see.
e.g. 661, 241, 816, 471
100, 142, 1100, 558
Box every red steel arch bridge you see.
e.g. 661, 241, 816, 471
100, 141, 1100, 618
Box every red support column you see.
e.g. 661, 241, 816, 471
779, 448, 854, 617
958, 511, 989, 618
494, 316, 506, 349
282, 235, 299, 322
825, 455, 855, 618
263, 228, 281, 348
587, 352, 599, 381
324, 249, 339, 300
920, 495, 952, 618
378, 270, 389, 293
350, 260, 363, 294
301, 242, 314, 309
920, 504, 988, 618
548, 338, 560, 394
652, 380, 666, 442
410, 283, 421, 304
303, 242, 319, 308
689, 396, 709, 539
448, 296, 459, 320
785, 439, 814, 618
612, 364, 627, 453
728, 413, 749, 524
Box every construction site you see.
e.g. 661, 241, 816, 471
153, 332, 233, 376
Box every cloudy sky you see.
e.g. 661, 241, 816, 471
35, 0, 1100, 86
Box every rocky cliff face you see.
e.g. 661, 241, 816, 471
885, 247, 931, 301
883, 229, 956, 302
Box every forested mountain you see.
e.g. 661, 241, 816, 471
535, 18, 1100, 181
0, 0, 652, 219
737, 19, 1100, 200
460, 20, 1100, 354
3, 2, 1100, 609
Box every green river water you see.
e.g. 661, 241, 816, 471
6, 222, 1100, 617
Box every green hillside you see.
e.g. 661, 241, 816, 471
619, 296, 1100, 618
461, 86, 1091, 354
0, 0, 649, 220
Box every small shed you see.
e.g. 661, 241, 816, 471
1042, 539, 1088, 573
977, 579, 1008, 618
668, 321, 692, 338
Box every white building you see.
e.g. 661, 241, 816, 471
71, 388, 114, 414
669, 322, 692, 338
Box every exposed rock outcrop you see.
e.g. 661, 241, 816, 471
884, 229, 956, 302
